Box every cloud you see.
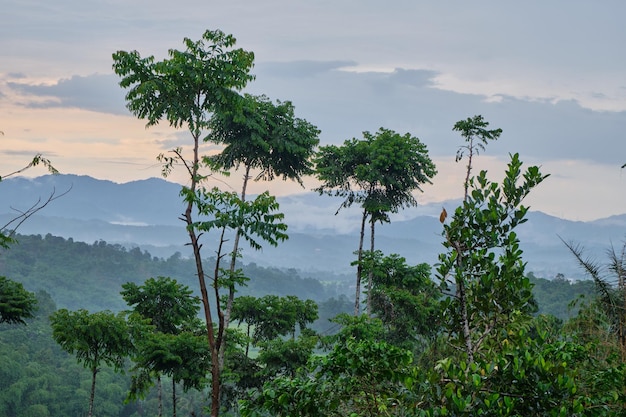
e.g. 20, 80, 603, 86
256, 60, 357, 78
0, 149, 58, 158
7, 74, 127, 115
247, 61, 626, 167
5, 58, 625, 170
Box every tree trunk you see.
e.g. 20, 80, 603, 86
354, 208, 368, 315
458, 278, 473, 364
172, 378, 177, 417
221, 164, 251, 371
366, 218, 375, 317
182, 134, 221, 416
157, 375, 162, 417
88, 366, 97, 417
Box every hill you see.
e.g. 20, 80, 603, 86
1, 174, 623, 278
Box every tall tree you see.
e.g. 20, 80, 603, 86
437, 116, 547, 363
113, 29, 287, 416
121, 276, 202, 417
315, 128, 436, 315
50, 309, 133, 417
207, 92, 319, 361
453, 114, 502, 200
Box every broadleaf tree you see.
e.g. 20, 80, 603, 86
207, 92, 319, 354
50, 309, 134, 417
121, 276, 203, 417
314, 128, 436, 315
113, 29, 291, 416
0, 276, 37, 325
437, 116, 548, 363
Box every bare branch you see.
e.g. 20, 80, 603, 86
2, 186, 72, 240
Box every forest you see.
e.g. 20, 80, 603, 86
1, 28, 625, 417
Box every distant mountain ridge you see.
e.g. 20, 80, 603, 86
1, 174, 624, 279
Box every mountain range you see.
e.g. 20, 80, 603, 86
1, 174, 625, 279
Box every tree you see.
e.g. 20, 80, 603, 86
121, 277, 203, 417
129, 328, 209, 417
50, 309, 134, 417
231, 294, 318, 350
121, 276, 200, 335
364, 252, 440, 350
207, 92, 319, 356
437, 115, 548, 363
0, 276, 37, 324
315, 128, 436, 315
453, 114, 502, 200
113, 29, 289, 416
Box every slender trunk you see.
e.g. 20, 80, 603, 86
457, 276, 473, 364
366, 218, 375, 317
182, 133, 221, 416
459, 146, 474, 363
172, 378, 177, 417
245, 322, 251, 357
88, 366, 97, 417
463, 144, 474, 201
354, 208, 368, 315
221, 164, 251, 370
616, 264, 626, 362
214, 227, 227, 355
157, 375, 162, 417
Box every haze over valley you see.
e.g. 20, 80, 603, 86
2, 174, 622, 280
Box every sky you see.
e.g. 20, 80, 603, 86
1, 1, 626, 221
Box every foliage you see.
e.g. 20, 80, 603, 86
0, 275, 37, 324
438, 143, 547, 361
208, 93, 320, 185
241, 336, 414, 417
439, 153, 547, 359
189, 187, 288, 254
255, 332, 318, 379
232, 294, 317, 343
0, 233, 332, 312
0, 291, 205, 417
206, 92, 319, 359
121, 276, 200, 334
112, 29, 254, 134
121, 276, 206, 416
315, 128, 436, 214
113, 28, 311, 416
314, 128, 437, 314
129, 328, 210, 393
563, 238, 626, 358
0, 148, 62, 328
530, 274, 595, 321
362, 251, 441, 349
453, 114, 502, 199
50, 308, 134, 417
418, 314, 626, 416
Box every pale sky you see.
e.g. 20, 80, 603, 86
1, 1, 625, 221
